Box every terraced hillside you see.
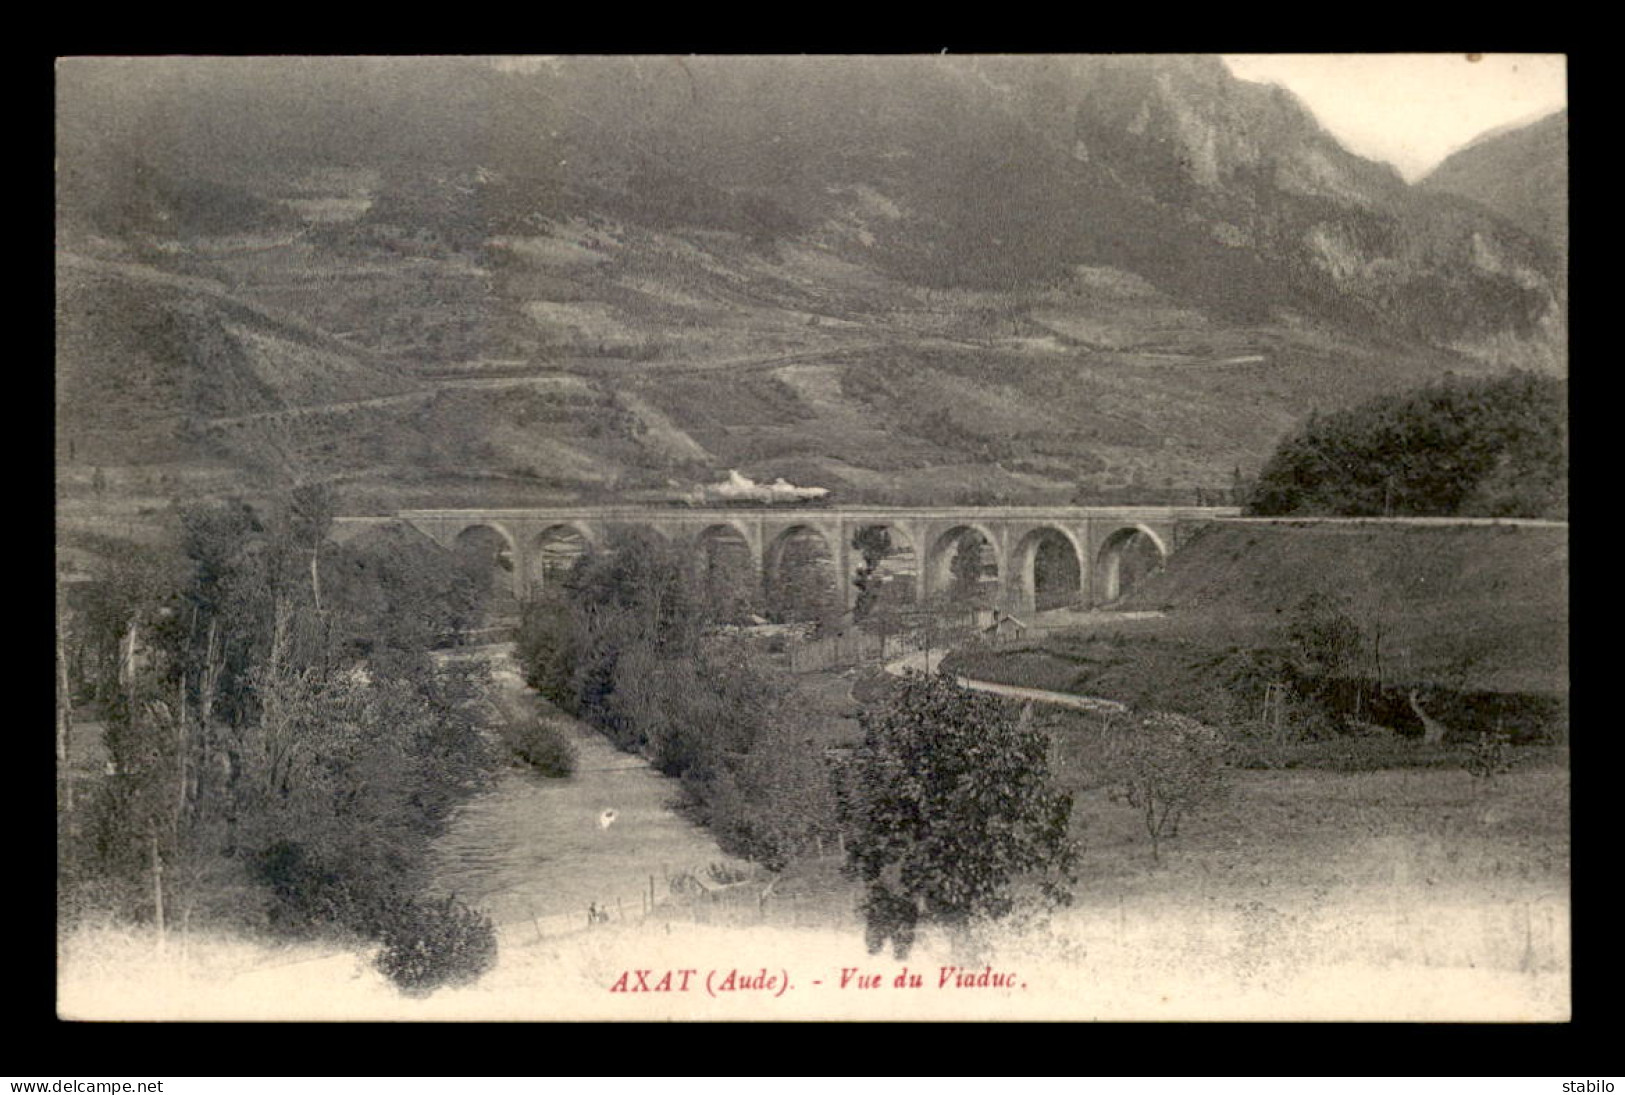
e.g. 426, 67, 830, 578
56, 57, 1567, 515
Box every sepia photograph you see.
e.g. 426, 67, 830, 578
54, 53, 1569, 1021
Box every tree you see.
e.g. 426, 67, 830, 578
1104, 710, 1227, 862
515, 590, 580, 705
706, 701, 840, 872
948, 533, 988, 607
326, 526, 482, 663
63, 490, 497, 988
515, 526, 738, 755
1284, 591, 1365, 684
65, 536, 202, 935
851, 526, 894, 623
562, 526, 707, 655
285, 482, 337, 614
845, 672, 1076, 957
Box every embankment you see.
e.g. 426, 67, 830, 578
1121, 519, 1567, 696
944, 519, 1567, 741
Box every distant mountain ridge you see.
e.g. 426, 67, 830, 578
55, 56, 1569, 511
1421, 107, 1567, 265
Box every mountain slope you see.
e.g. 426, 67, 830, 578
1421, 108, 1567, 263
55, 256, 417, 465
54, 56, 1569, 510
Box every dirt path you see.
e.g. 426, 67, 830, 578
882, 648, 1126, 714
198, 389, 435, 429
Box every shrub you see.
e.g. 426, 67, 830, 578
252, 840, 363, 937
374, 894, 498, 996
1465, 729, 1515, 781
1105, 710, 1227, 861
506, 716, 577, 777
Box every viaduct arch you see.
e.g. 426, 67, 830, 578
846, 522, 920, 614
1094, 524, 1169, 606
1012, 526, 1087, 614
764, 523, 842, 624
924, 524, 1003, 607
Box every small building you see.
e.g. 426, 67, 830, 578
983, 609, 1029, 639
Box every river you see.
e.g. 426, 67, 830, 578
426, 644, 745, 938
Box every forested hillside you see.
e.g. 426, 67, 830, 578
1247, 372, 1566, 519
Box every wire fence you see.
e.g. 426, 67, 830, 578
482, 863, 856, 947
788, 611, 1060, 673
788, 620, 978, 673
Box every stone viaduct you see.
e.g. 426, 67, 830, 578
357, 504, 1239, 617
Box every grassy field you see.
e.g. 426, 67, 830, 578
59, 753, 1569, 1020
661, 741, 1570, 1022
